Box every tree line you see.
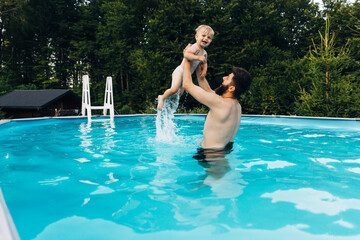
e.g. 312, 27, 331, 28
1, 0, 359, 117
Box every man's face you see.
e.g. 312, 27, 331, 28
222, 73, 234, 86
215, 73, 233, 96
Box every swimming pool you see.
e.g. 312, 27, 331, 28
0, 115, 360, 240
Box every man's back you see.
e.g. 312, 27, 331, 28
181, 56, 251, 150
201, 97, 242, 149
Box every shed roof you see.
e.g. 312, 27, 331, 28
0, 90, 80, 109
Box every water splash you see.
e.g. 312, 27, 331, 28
156, 93, 180, 143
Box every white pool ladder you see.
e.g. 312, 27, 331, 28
81, 75, 114, 121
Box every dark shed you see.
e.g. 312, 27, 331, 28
0, 90, 81, 118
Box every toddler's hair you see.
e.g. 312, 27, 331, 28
195, 25, 214, 37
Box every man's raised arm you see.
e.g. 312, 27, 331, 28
196, 65, 213, 93
182, 59, 195, 91
183, 59, 221, 109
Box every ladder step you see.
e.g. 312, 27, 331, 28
90, 106, 110, 110
90, 119, 113, 122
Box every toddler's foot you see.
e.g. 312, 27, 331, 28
157, 95, 164, 110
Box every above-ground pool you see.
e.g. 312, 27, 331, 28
0, 115, 360, 240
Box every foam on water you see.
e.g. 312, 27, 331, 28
155, 93, 180, 143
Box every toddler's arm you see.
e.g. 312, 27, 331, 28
184, 45, 206, 63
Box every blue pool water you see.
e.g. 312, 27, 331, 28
0, 115, 360, 240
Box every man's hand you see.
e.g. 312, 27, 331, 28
183, 43, 192, 55
198, 55, 206, 64
183, 43, 201, 60
199, 63, 207, 78
200, 67, 207, 78
198, 54, 207, 77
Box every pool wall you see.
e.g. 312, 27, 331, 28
0, 120, 10, 125
0, 188, 20, 240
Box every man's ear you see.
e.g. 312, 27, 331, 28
228, 85, 235, 93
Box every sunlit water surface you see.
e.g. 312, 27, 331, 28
0, 115, 360, 240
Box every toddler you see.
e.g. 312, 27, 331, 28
157, 25, 214, 110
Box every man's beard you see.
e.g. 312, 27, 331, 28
214, 84, 229, 96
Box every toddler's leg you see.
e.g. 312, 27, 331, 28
157, 94, 165, 110
157, 69, 183, 110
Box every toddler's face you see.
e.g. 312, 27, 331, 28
195, 29, 213, 48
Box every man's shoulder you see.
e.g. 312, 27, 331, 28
218, 98, 241, 109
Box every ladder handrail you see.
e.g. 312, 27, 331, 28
81, 75, 114, 121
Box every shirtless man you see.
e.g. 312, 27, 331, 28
182, 53, 252, 150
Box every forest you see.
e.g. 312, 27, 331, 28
1, 0, 360, 117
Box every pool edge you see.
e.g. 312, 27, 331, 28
0, 188, 20, 240
0, 113, 358, 122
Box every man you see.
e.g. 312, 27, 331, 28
182, 51, 252, 150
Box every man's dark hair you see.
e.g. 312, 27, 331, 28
231, 67, 252, 99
